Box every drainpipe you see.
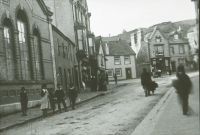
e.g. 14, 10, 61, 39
48, 17, 57, 90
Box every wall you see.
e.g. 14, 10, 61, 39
149, 30, 170, 58
52, 26, 78, 91
0, 0, 54, 113
106, 55, 136, 80
43, 0, 76, 43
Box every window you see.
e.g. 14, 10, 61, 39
155, 36, 162, 42
17, 11, 31, 80
170, 47, 175, 55
178, 58, 185, 64
114, 56, 121, 65
124, 56, 131, 64
154, 45, 164, 56
115, 68, 122, 76
2, 19, 15, 80
57, 39, 60, 56
33, 29, 43, 80
62, 43, 65, 58
58, 67, 63, 85
107, 69, 113, 77
174, 34, 179, 40
179, 45, 185, 54
78, 30, 83, 50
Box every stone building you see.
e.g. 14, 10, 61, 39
52, 25, 78, 91
0, 0, 54, 115
104, 40, 137, 81
72, 0, 96, 89
43, 0, 76, 43
144, 22, 193, 74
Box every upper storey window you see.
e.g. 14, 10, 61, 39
155, 35, 162, 42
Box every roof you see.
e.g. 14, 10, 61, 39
52, 25, 75, 45
106, 40, 136, 56
38, 0, 53, 16
143, 19, 195, 44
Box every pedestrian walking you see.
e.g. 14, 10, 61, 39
69, 83, 78, 110
40, 84, 49, 117
141, 68, 152, 97
20, 87, 28, 116
172, 64, 192, 115
54, 84, 67, 112
114, 73, 117, 85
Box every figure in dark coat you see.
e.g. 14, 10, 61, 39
54, 84, 67, 112
20, 87, 28, 116
141, 68, 152, 97
173, 65, 192, 115
69, 83, 78, 110
114, 73, 118, 85
48, 88, 55, 113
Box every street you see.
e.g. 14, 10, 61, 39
1, 74, 198, 135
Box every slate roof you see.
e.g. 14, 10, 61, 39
144, 19, 195, 41
106, 40, 136, 56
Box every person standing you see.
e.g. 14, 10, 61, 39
172, 65, 192, 115
40, 84, 49, 117
69, 83, 78, 110
114, 73, 117, 85
20, 87, 28, 116
54, 84, 67, 112
48, 88, 55, 113
141, 68, 152, 97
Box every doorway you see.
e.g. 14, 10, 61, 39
125, 68, 132, 79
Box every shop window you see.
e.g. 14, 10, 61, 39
107, 69, 113, 77
178, 58, 185, 64
179, 45, 185, 54
115, 68, 122, 76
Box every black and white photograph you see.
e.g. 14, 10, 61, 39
0, 0, 199, 135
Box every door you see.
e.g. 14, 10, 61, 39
126, 68, 132, 79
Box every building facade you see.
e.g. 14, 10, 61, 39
148, 26, 191, 73
0, 0, 54, 114
52, 25, 78, 92
104, 40, 137, 81
43, 0, 76, 43
72, 0, 96, 88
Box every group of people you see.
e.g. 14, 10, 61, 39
20, 83, 78, 117
141, 64, 192, 115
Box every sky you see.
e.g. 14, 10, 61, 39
87, 0, 196, 37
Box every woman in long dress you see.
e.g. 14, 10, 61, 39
40, 84, 49, 117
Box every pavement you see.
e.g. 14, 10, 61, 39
132, 71, 199, 135
0, 83, 126, 132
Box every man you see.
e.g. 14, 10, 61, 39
114, 73, 117, 85
173, 65, 192, 115
141, 68, 152, 97
68, 83, 78, 110
20, 87, 28, 116
54, 84, 67, 112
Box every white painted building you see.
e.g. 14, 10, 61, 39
104, 40, 137, 80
